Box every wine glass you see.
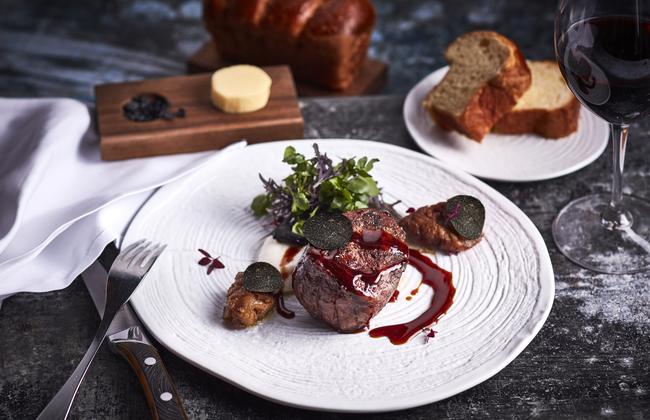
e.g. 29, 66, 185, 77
553, 0, 650, 274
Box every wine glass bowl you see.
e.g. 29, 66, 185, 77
556, 10, 650, 124
553, 0, 650, 274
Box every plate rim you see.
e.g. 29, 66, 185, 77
127, 139, 555, 413
403, 66, 609, 183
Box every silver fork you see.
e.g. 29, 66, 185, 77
37, 239, 167, 420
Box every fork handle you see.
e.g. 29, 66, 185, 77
37, 316, 112, 420
112, 339, 188, 420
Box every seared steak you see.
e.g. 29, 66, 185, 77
292, 208, 408, 332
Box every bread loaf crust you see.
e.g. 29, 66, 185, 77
423, 32, 532, 142
305, 0, 376, 36
202, 0, 376, 90
493, 98, 580, 138
262, 0, 324, 37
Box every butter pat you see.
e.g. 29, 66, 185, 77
210, 65, 272, 113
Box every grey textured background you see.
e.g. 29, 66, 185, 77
0, 1, 649, 419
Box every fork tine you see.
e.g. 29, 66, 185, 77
119, 239, 148, 262
133, 243, 167, 274
144, 243, 167, 268
107, 239, 148, 275
119, 239, 146, 258
122, 240, 152, 267
130, 242, 160, 269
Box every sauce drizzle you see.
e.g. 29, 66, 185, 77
279, 246, 301, 280
275, 293, 295, 319
307, 230, 409, 296
369, 249, 454, 345
276, 246, 301, 319
389, 290, 400, 302
270, 231, 455, 343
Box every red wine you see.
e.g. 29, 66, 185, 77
557, 15, 650, 123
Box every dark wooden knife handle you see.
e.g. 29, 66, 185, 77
112, 340, 189, 420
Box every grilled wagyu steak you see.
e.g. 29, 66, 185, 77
293, 208, 409, 332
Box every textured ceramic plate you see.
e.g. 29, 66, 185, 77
126, 140, 554, 412
404, 67, 609, 182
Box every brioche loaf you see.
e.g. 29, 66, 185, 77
493, 61, 580, 139
422, 31, 531, 142
202, 0, 376, 91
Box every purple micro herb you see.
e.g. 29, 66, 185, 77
445, 202, 461, 224
197, 249, 225, 275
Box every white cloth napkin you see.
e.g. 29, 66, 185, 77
0, 98, 244, 303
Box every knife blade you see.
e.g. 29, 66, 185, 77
82, 243, 188, 420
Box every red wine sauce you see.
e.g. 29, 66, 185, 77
274, 232, 456, 341
389, 290, 400, 302
276, 246, 301, 319
275, 293, 295, 319
308, 230, 409, 296
369, 249, 454, 345
279, 246, 301, 279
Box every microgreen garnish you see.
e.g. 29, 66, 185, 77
197, 249, 225, 274
243, 262, 284, 294
445, 195, 485, 240
251, 144, 392, 243
302, 211, 353, 250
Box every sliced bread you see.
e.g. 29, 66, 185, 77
422, 31, 531, 142
493, 60, 580, 139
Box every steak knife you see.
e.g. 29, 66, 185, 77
82, 244, 188, 420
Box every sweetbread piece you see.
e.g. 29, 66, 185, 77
223, 272, 275, 328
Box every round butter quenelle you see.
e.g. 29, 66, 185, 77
210, 65, 272, 113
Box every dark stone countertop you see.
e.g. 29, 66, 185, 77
0, 1, 649, 419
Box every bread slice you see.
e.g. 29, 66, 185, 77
493, 60, 580, 139
422, 31, 531, 142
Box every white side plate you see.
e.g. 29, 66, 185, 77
126, 140, 554, 412
404, 67, 609, 182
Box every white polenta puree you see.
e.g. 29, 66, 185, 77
257, 236, 305, 293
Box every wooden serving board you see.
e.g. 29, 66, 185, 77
96, 65, 303, 161
187, 40, 388, 97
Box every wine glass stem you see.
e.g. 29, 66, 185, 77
603, 123, 633, 229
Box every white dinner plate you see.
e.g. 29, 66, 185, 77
404, 67, 609, 182
126, 140, 554, 412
